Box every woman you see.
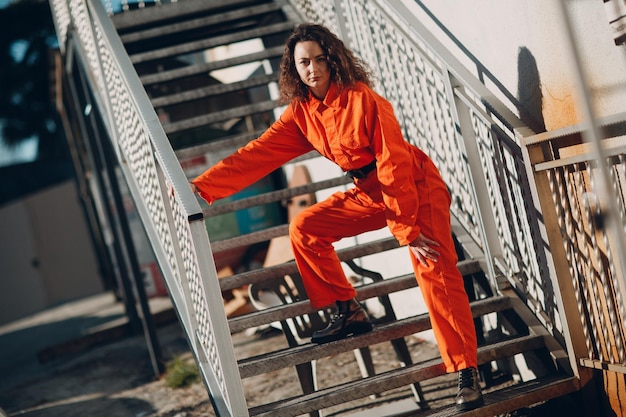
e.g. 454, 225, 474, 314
191, 23, 483, 411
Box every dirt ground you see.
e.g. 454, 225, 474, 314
0, 319, 448, 417
0, 296, 585, 417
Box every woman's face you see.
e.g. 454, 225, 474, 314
294, 40, 331, 100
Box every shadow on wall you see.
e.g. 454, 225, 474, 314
516, 47, 547, 134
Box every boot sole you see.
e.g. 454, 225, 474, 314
311, 322, 373, 344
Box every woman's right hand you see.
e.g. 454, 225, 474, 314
408, 233, 440, 266
190, 183, 198, 194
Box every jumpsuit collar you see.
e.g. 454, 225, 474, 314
308, 81, 341, 112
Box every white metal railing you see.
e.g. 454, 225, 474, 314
48, 0, 248, 415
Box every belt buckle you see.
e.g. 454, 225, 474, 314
347, 168, 366, 180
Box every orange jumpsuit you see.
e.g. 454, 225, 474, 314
192, 82, 477, 372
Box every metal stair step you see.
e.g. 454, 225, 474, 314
174, 129, 266, 158
175, 131, 322, 163
111, 0, 263, 30
211, 224, 289, 256
220, 236, 480, 294
228, 272, 420, 334
162, 99, 280, 134
405, 375, 580, 417
151, 72, 278, 107
219, 237, 402, 291
129, 21, 295, 64
205, 175, 351, 221
119, 3, 284, 44
247, 334, 550, 416
229, 259, 483, 333
237, 295, 511, 377
140, 46, 284, 86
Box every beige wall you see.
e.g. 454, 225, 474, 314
405, 0, 626, 130
0, 180, 104, 325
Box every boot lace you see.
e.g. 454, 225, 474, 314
458, 368, 476, 389
327, 301, 351, 324
328, 311, 346, 324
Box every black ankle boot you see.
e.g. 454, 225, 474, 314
311, 298, 373, 344
455, 367, 484, 411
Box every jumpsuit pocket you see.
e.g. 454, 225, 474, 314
337, 133, 372, 166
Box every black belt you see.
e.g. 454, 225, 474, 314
346, 159, 376, 180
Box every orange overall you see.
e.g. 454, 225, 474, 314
193, 82, 477, 372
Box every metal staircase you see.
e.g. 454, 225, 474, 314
53, 0, 586, 415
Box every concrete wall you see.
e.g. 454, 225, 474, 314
404, 0, 626, 130
0, 180, 104, 325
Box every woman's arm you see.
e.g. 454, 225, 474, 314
361, 87, 422, 245
192, 106, 314, 204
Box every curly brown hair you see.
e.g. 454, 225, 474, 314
279, 23, 373, 103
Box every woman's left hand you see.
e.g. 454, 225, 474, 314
409, 233, 440, 266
